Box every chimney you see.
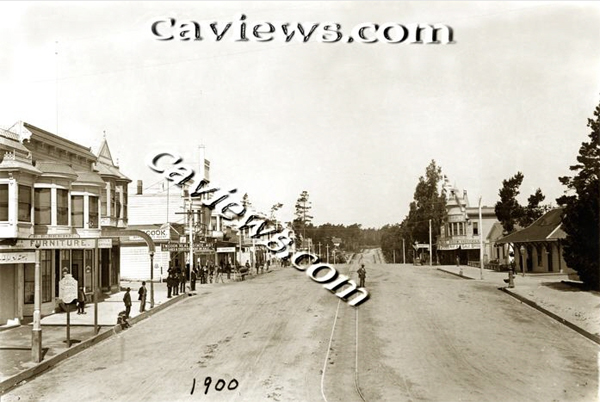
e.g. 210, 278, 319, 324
137, 180, 143, 195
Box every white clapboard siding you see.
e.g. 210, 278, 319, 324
120, 247, 170, 281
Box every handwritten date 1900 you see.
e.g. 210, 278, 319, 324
191, 376, 239, 395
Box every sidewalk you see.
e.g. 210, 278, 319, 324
0, 264, 283, 387
437, 264, 600, 344
0, 281, 181, 386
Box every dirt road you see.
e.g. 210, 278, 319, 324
3, 249, 598, 401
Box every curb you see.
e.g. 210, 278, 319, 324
500, 287, 600, 346
436, 267, 475, 280
0, 293, 189, 396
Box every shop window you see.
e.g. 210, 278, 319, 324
24, 264, 34, 304
72, 250, 83, 284
42, 250, 52, 302
473, 221, 479, 236
60, 250, 71, 276
34, 188, 51, 225
18, 185, 32, 222
71, 195, 84, 228
89, 196, 99, 228
57, 189, 69, 225
0, 184, 8, 221
24, 251, 53, 304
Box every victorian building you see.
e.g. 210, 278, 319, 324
0, 122, 129, 325
436, 178, 501, 266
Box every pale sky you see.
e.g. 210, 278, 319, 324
1, 1, 599, 228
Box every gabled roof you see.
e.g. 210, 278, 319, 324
94, 137, 131, 182
96, 138, 114, 166
496, 208, 564, 244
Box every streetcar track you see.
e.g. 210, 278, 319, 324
320, 251, 367, 402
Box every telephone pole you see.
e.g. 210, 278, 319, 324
429, 219, 432, 267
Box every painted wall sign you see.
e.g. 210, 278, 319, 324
0, 251, 35, 264
15, 238, 112, 249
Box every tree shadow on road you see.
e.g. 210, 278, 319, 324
541, 281, 600, 295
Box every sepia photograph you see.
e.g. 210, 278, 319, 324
0, 1, 598, 401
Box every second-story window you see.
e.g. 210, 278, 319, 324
71, 195, 84, 228
18, 185, 32, 222
57, 189, 69, 225
473, 221, 479, 236
101, 187, 108, 217
89, 196, 99, 228
122, 186, 128, 220
111, 184, 117, 219
0, 184, 8, 221
115, 187, 121, 220
34, 188, 51, 225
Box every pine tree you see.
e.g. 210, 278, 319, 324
557, 101, 600, 290
293, 191, 313, 247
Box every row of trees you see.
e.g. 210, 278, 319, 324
291, 191, 382, 260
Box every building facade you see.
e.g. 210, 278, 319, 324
0, 123, 129, 325
124, 151, 216, 279
436, 179, 500, 266
496, 208, 578, 278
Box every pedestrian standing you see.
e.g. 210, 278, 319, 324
167, 273, 173, 298
77, 287, 86, 314
226, 262, 231, 280
123, 288, 132, 318
173, 269, 180, 296
138, 281, 147, 313
357, 264, 366, 288
191, 268, 197, 291
456, 255, 460, 267
215, 264, 224, 283
200, 265, 206, 284
179, 269, 186, 293
208, 264, 214, 283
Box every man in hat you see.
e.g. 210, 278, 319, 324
357, 264, 366, 288
123, 288, 132, 318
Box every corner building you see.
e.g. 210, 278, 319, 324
0, 123, 129, 325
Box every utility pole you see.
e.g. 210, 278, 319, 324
402, 238, 406, 264
326, 244, 329, 263
429, 219, 432, 267
393, 249, 395, 264
478, 196, 484, 280
32, 243, 42, 363
318, 242, 321, 259
188, 192, 194, 285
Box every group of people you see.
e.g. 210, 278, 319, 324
166, 264, 188, 298
121, 281, 147, 320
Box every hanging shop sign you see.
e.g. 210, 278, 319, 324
216, 247, 236, 253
